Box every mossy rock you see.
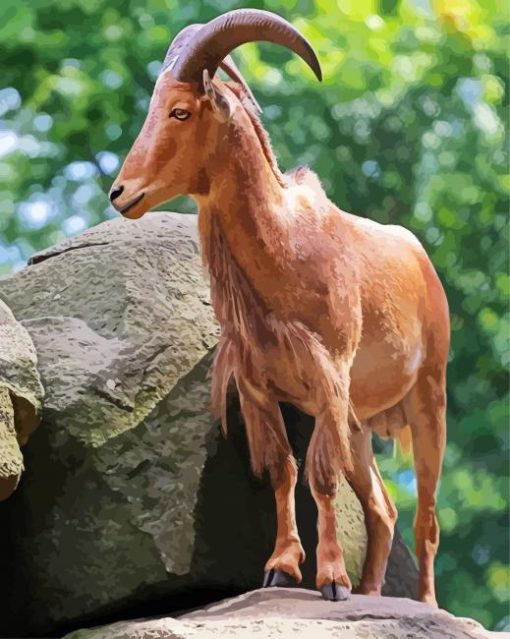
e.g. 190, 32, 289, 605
0, 387, 23, 500
0, 213, 417, 636
0, 299, 44, 500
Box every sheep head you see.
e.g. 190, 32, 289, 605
109, 9, 322, 219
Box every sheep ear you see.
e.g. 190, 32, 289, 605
203, 68, 232, 123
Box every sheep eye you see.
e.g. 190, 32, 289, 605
170, 108, 191, 121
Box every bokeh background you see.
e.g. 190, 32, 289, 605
0, 0, 508, 630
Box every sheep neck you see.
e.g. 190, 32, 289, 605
196, 114, 290, 321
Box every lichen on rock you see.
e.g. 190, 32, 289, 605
0, 387, 23, 500
0, 298, 43, 500
0, 214, 417, 637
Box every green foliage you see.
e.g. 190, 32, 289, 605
0, 0, 508, 630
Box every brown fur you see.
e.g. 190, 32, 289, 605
224, 82, 286, 188
111, 69, 450, 604
207, 209, 352, 482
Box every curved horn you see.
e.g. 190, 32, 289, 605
162, 23, 203, 72
172, 9, 322, 85
162, 23, 261, 112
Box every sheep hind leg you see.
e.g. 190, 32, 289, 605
238, 392, 305, 586
403, 366, 447, 606
347, 425, 397, 595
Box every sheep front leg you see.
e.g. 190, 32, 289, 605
238, 391, 305, 586
263, 453, 306, 586
307, 403, 353, 601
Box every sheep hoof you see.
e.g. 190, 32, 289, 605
319, 581, 350, 601
262, 569, 296, 588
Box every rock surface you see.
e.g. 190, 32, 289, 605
0, 213, 417, 636
64, 588, 501, 639
0, 386, 22, 500
0, 299, 44, 500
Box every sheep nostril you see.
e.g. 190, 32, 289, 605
109, 185, 124, 203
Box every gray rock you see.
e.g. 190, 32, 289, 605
63, 589, 500, 639
0, 386, 23, 500
0, 299, 44, 500
2, 213, 219, 446
0, 213, 417, 637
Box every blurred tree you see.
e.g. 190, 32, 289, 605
0, 0, 508, 630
